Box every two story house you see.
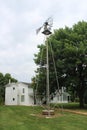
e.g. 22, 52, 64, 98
5, 82, 34, 106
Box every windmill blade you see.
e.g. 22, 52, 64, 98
36, 26, 43, 34
46, 17, 53, 26
45, 17, 52, 22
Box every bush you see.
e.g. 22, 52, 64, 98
0, 97, 4, 105
75, 98, 79, 102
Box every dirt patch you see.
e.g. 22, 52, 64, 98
30, 109, 87, 118
30, 109, 63, 118
64, 109, 87, 116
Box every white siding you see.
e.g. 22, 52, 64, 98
5, 82, 34, 106
50, 87, 70, 103
5, 84, 18, 105
28, 88, 34, 105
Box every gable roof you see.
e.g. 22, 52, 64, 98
5, 82, 32, 88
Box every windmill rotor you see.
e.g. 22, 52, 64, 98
36, 17, 53, 34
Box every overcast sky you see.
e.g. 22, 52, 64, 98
0, 0, 87, 83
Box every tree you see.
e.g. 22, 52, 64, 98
0, 73, 17, 104
33, 21, 87, 108
0, 73, 4, 103
4, 73, 17, 85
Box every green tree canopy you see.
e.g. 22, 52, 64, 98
33, 21, 87, 108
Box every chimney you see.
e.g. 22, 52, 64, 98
9, 79, 11, 84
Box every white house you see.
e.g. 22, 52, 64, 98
50, 87, 70, 103
35, 87, 70, 105
5, 82, 34, 106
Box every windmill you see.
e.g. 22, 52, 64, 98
36, 17, 54, 116
36, 17, 53, 35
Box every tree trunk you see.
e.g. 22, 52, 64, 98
78, 63, 85, 108
79, 91, 84, 108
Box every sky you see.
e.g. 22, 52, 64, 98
0, 0, 87, 83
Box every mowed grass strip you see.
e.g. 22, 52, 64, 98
0, 105, 87, 130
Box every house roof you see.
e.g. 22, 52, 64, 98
5, 82, 32, 88
63, 92, 71, 96
21, 82, 31, 86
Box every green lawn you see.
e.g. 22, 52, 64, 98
0, 105, 87, 130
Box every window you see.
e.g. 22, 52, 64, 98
23, 88, 25, 93
13, 98, 15, 101
63, 95, 67, 101
21, 95, 25, 102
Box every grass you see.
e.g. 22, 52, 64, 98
0, 104, 87, 130
51, 102, 87, 110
